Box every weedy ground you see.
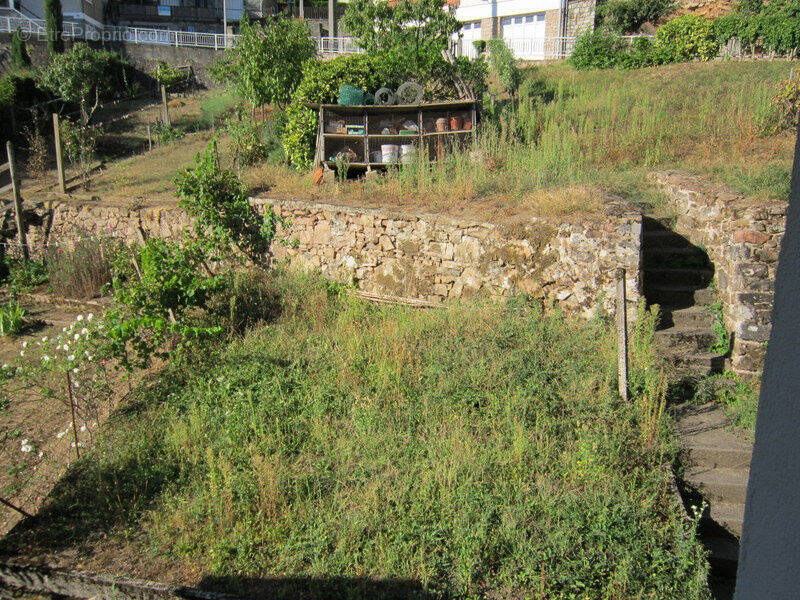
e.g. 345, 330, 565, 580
73, 60, 793, 223
0, 271, 710, 600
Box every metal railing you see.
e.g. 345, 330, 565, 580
456, 34, 654, 61
319, 36, 361, 54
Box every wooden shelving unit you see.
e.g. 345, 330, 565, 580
313, 100, 478, 170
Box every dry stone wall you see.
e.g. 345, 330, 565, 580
24, 196, 642, 317
654, 172, 786, 377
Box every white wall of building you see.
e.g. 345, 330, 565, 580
455, 0, 561, 22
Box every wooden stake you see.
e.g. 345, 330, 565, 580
146, 122, 152, 151
616, 268, 629, 402
6, 142, 28, 262
0, 495, 32, 518
52, 113, 66, 194
66, 371, 80, 460
161, 85, 171, 126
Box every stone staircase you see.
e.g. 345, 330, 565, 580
642, 217, 751, 599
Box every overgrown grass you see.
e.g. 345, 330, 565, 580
694, 372, 760, 435
4, 271, 710, 599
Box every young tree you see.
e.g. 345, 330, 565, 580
10, 29, 32, 71
44, 0, 64, 55
211, 15, 316, 108
38, 43, 122, 123
341, 0, 462, 79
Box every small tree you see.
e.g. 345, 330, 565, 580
341, 0, 462, 80
10, 29, 31, 71
38, 43, 123, 124
44, 0, 64, 55
211, 15, 316, 108
597, 0, 676, 34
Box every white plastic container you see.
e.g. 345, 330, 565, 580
400, 144, 416, 164
381, 144, 399, 164
370, 150, 383, 163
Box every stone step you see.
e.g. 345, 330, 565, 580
642, 246, 711, 269
655, 327, 718, 354
642, 216, 676, 232
683, 441, 752, 470
703, 532, 741, 565
659, 351, 726, 376
709, 501, 746, 538
645, 285, 716, 308
684, 466, 750, 505
644, 267, 714, 288
641, 229, 696, 249
659, 306, 716, 329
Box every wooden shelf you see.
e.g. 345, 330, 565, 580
422, 130, 473, 136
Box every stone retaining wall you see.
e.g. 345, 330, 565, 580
654, 172, 786, 377
24, 196, 642, 317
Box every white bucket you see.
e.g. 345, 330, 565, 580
370, 150, 383, 163
400, 144, 416, 164
381, 144, 399, 164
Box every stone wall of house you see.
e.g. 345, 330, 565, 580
654, 172, 786, 377
23, 196, 642, 317
566, 0, 596, 37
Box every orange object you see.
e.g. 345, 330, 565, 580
313, 168, 324, 185
450, 115, 463, 131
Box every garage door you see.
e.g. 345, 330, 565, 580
501, 13, 546, 60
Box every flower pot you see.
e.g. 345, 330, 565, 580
435, 117, 449, 132
449, 115, 463, 131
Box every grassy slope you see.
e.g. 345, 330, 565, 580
85, 61, 792, 221
1, 273, 709, 599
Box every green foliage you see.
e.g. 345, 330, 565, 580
487, 38, 521, 98
0, 301, 26, 337
152, 122, 186, 145
38, 43, 126, 123
106, 238, 225, 370
211, 15, 316, 108
569, 31, 631, 69
10, 29, 31, 71
200, 90, 238, 128
44, 0, 64, 55
707, 301, 731, 355
174, 140, 283, 263
598, 0, 676, 34
655, 15, 719, 62
59, 118, 99, 187
713, 0, 800, 57
693, 372, 759, 434
226, 112, 272, 169
151, 60, 185, 91
0, 76, 15, 109
770, 75, 800, 130
4, 258, 48, 293
342, 0, 462, 80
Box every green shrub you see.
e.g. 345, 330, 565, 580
0, 300, 26, 337
487, 38, 521, 98
5, 258, 47, 293
569, 31, 630, 69
151, 60, 185, 91
152, 122, 185, 145
654, 15, 719, 61
10, 29, 31, 71
771, 75, 800, 130
200, 90, 238, 128
714, 1, 800, 57
598, 0, 677, 34
0, 76, 14, 109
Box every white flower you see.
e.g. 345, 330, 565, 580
80, 328, 88, 335
21, 341, 28, 348
67, 355, 75, 361
76, 315, 84, 322
87, 355, 93, 361
2, 364, 7, 369
74, 334, 80, 341
42, 355, 50, 362
80, 425, 86, 432
19, 351, 24, 357
20, 439, 33, 453
72, 367, 78, 374
63, 344, 69, 352
62, 327, 68, 332
87, 313, 94, 321
41, 336, 48, 342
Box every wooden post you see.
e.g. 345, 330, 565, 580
66, 371, 80, 460
0, 495, 32, 518
616, 268, 629, 402
146, 122, 152, 151
6, 142, 28, 262
161, 85, 171, 126
9, 106, 16, 137
52, 113, 66, 194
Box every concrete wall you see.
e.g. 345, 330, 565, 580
654, 171, 786, 377
24, 197, 643, 317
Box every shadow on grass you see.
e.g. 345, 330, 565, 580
194, 575, 440, 600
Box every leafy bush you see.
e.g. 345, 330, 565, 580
226, 113, 270, 169
10, 29, 31, 71
151, 60, 185, 91
0, 76, 14, 109
4, 258, 47, 293
45, 237, 119, 299
569, 31, 630, 69
152, 122, 185, 145
654, 15, 719, 62
0, 301, 26, 337
211, 15, 316, 108
771, 76, 800, 131
693, 372, 759, 433
175, 140, 283, 264
713, 0, 800, 57
487, 38, 521, 98
598, 0, 677, 34
38, 43, 128, 123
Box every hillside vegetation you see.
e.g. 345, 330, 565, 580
1, 271, 710, 600
86, 60, 793, 221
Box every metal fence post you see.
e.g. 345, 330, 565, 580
616, 268, 629, 402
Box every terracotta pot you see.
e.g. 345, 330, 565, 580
435, 117, 449, 132
463, 118, 473, 131
449, 115, 463, 131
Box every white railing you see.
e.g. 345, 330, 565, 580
456, 34, 654, 61
319, 36, 362, 54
